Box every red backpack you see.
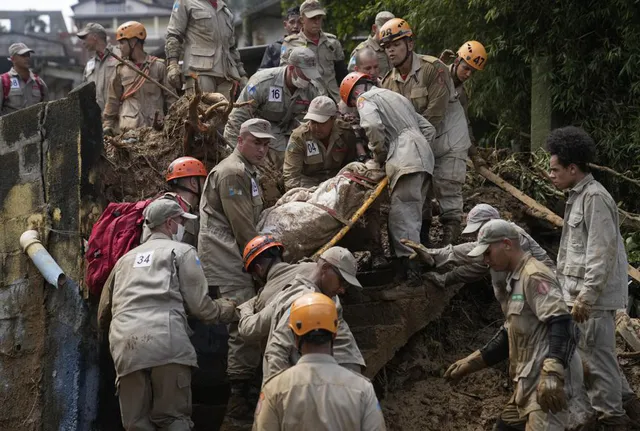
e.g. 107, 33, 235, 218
84, 194, 191, 296
84, 200, 152, 296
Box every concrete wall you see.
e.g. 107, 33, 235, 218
0, 82, 103, 430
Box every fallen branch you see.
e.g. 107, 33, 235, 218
470, 161, 640, 283
588, 162, 640, 189
618, 351, 640, 359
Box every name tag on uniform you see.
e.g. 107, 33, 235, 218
251, 178, 260, 197
133, 251, 154, 268
10, 77, 20, 89
306, 141, 320, 156
86, 59, 96, 74
268, 86, 283, 102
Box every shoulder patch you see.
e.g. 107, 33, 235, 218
173, 0, 179, 11
357, 96, 365, 110
246, 83, 257, 96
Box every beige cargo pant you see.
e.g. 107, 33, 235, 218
388, 172, 431, 258
432, 151, 467, 223
576, 309, 627, 423
495, 401, 567, 430
118, 363, 193, 431
185, 75, 235, 102
218, 286, 261, 381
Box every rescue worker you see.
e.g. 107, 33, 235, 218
283, 95, 362, 190
77, 23, 120, 111
102, 21, 175, 135
141, 156, 208, 247
450, 41, 488, 169
338, 48, 381, 116
445, 219, 581, 430
379, 18, 471, 246
401, 203, 554, 293
259, 6, 301, 69
260, 246, 366, 382
165, 0, 247, 99
97, 199, 237, 431
348, 11, 395, 77
224, 47, 321, 170
340, 71, 436, 286
0, 43, 48, 117
237, 237, 366, 376
198, 118, 274, 419
280, 0, 348, 102
253, 292, 386, 431
547, 126, 632, 429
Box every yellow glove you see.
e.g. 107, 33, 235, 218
571, 295, 592, 323
400, 239, 435, 267
537, 358, 567, 413
444, 350, 485, 384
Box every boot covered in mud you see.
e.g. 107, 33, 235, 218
441, 219, 461, 246
225, 380, 253, 422
420, 218, 433, 248
404, 257, 423, 287
381, 258, 425, 300
624, 395, 640, 427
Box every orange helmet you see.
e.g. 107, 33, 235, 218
288, 292, 338, 337
340, 72, 373, 106
378, 18, 413, 47
242, 234, 284, 272
116, 21, 147, 41
166, 157, 208, 182
457, 41, 487, 71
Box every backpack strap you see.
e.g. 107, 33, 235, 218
1, 73, 10, 103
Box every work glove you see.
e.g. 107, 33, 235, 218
537, 358, 568, 413
444, 350, 486, 384
571, 294, 592, 323
103, 127, 115, 137
167, 62, 183, 90
218, 298, 240, 324
400, 239, 436, 267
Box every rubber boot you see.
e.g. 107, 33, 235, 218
441, 220, 461, 246
420, 218, 433, 248
225, 380, 252, 422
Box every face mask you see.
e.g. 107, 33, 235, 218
292, 73, 310, 89
172, 222, 185, 242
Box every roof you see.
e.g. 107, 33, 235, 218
72, 0, 172, 19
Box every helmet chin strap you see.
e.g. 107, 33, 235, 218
398, 39, 412, 69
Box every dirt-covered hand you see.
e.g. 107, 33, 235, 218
167, 62, 182, 89
571, 296, 592, 323
219, 298, 240, 323
400, 239, 435, 267
444, 350, 485, 384
537, 358, 567, 413
471, 154, 488, 170
237, 296, 257, 319
439, 49, 456, 64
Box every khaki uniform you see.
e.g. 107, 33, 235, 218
557, 173, 628, 421
497, 252, 580, 429
348, 35, 392, 77
0, 67, 48, 116
83, 45, 120, 111
281, 31, 345, 101
383, 53, 471, 224
428, 223, 554, 302
198, 148, 263, 380
357, 87, 435, 257
97, 232, 236, 429
261, 274, 365, 384
224, 66, 319, 154
283, 119, 358, 190
253, 354, 386, 431
102, 55, 175, 131
166, 0, 245, 98
141, 192, 198, 248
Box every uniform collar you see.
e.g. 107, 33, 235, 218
273, 66, 286, 87
366, 35, 383, 52
506, 251, 532, 283
297, 353, 338, 365
148, 231, 172, 241
568, 173, 594, 196
267, 262, 291, 281
232, 148, 257, 175
8, 67, 36, 82
299, 30, 327, 46
390, 52, 421, 83
96, 44, 117, 62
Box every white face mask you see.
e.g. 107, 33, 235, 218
172, 222, 185, 242
292, 72, 310, 89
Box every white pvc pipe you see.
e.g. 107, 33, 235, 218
19, 230, 67, 288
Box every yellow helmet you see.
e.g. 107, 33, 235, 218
288, 292, 338, 337
457, 41, 487, 71
378, 18, 413, 47
116, 21, 147, 41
